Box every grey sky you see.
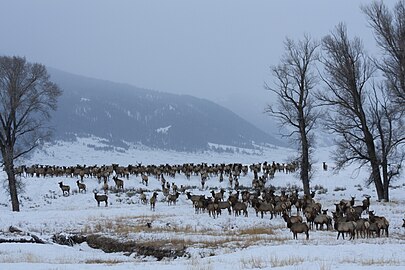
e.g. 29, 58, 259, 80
0, 0, 390, 135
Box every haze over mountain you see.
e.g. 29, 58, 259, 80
48, 68, 283, 151
0, 1, 386, 139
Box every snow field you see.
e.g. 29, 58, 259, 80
1, 138, 405, 269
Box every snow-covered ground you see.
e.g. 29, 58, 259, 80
1, 137, 405, 270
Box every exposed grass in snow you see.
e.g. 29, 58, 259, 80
85, 258, 125, 265
340, 257, 401, 266
79, 214, 286, 250
239, 255, 306, 269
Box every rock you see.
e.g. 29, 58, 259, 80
9, 226, 23, 233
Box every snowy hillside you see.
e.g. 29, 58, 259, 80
48, 68, 283, 151
1, 138, 405, 270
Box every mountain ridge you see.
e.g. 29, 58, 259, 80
47, 67, 284, 151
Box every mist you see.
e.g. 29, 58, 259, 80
0, 0, 387, 135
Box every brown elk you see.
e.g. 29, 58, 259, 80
94, 191, 108, 207
334, 220, 356, 240
58, 182, 70, 196
314, 211, 332, 230
150, 192, 158, 211
141, 174, 148, 186
290, 222, 310, 240
282, 212, 304, 228
167, 192, 180, 205
369, 211, 389, 237
231, 201, 248, 217
112, 176, 124, 190
76, 180, 86, 193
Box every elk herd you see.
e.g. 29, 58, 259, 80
16, 161, 399, 241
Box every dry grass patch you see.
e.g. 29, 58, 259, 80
340, 257, 400, 266
269, 255, 305, 267
240, 256, 267, 269
84, 216, 273, 237
318, 262, 332, 270
80, 216, 290, 250
136, 238, 194, 249
85, 258, 126, 265
0, 252, 78, 264
239, 255, 305, 269
136, 236, 249, 249
187, 257, 213, 270
0, 253, 41, 263
239, 226, 274, 235
135, 233, 282, 251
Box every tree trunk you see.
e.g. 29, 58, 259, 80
370, 162, 384, 201
6, 169, 19, 212
301, 151, 310, 196
300, 121, 310, 196
383, 177, 390, 202
3, 150, 19, 211
362, 120, 384, 201
381, 159, 390, 202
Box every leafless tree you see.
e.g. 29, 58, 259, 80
318, 23, 398, 201
265, 36, 320, 196
362, 0, 405, 108
0, 56, 61, 211
368, 84, 405, 200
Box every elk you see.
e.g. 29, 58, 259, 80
231, 201, 248, 217
355, 218, 370, 238
207, 201, 221, 218
139, 191, 147, 205
367, 221, 382, 238
313, 212, 332, 230
334, 220, 356, 240
167, 192, 180, 205
94, 191, 108, 207
141, 174, 148, 186
58, 182, 70, 196
369, 211, 389, 237
282, 213, 304, 228
351, 199, 369, 217
112, 176, 124, 190
211, 189, 225, 201
171, 183, 178, 193
76, 180, 86, 193
362, 195, 371, 213
194, 197, 209, 214
150, 192, 158, 211
304, 206, 320, 230
290, 222, 309, 240
253, 200, 275, 219
217, 200, 232, 215
186, 192, 205, 206
228, 191, 240, 205
340, 196, 356, 210
102, 178, 109, 194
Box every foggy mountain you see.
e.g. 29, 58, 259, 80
48, 68, 283, 151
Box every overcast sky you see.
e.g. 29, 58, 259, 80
0, 0, 392, 135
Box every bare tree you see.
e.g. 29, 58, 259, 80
319, 23, 393, 200
265, 36, 319, 196
362, 0, 405, 108
368, 84, 405, 201
0, 56, 61, 211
